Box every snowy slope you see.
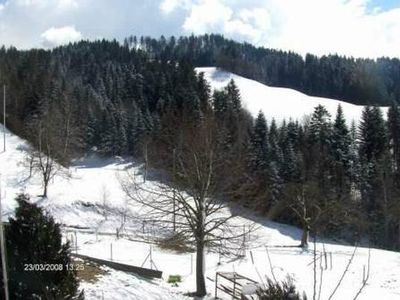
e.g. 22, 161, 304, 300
1, 126, 400, 299
196, 67, 388, 123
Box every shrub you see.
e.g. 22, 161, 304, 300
157, 232, 193, 253
167, 274, 182, 284
256, 278, 306, 300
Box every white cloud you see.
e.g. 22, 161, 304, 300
0, 0, 400, 58
168, 0, 400, 58
57, 0, 79, 10
41, 25, 82, 47
0, 0, 171, 49
183, 0, 232, 33
181, 0, 271, 44
160, 0, 190, 14
14, 0, 77, 9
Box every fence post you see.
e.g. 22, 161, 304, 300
218, 245, 221, 265
191, 254, 193, 274
110, 243, 113, 261
74, 231, 78, 254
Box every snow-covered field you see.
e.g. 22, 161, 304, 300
196, 67, 388, 123
0, 72, 398, 300
80, 265, 190, 300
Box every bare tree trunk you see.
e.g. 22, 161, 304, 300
43, 180, 48, 198
313, 235, 317, 300
301, 197, 309, 248
301, 226, 309, 248
143, 140, 148, 183
196, 237, 206, 296
398, 223, 400, 249
43, 183, 47, 198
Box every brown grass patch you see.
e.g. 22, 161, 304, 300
73, 259, 109, 283
157, 232, 194, 253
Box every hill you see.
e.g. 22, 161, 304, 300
197, 67, 389, 122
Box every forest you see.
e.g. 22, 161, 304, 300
0, 36, 399, 251
126, 34, 400, 106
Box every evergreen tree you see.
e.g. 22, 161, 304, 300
212, 90, 229, 118
269, 161, 283, 205
268, 119, 282, 164
358, 106, 387, 243
358, 106, 386, 162
306, 105, 333, 191
5, 194, 83, 299
331, 105, 352, 198
248, 111, 269, 174
332, 105, 351, 165
225, 79, 241, 114
349, 120, 360, 186
308, 105, 332, 148
197, 72, 211, 112
280, 140, 300, 183
388, 105, 400, 182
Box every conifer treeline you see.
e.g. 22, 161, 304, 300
125, 34, 400, 106
0, 39, 399, 249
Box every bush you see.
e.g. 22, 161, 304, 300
167, 274, 182, 284
157, 232, 193, 253
4, 194, 84, 299
256, 278, 306, 300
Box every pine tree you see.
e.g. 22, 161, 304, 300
331, 105, 352, 199
388, 105, 400, 182
225, 79, 241, 114
359, 106, 386, 162
197, 72, 211, 113
280, 140, 300, 183
248, 111, 269, 174
349, 120, 360, 187
269, 161, 283, 205
212, 90, 229, 118
268, 119, 282, 164
308, 104, 332, 148
332, 105, 351, 165
5, 194, 83, 299
286, 119, 300, 150
358, 106, 387, 243
307, 105, 333, 191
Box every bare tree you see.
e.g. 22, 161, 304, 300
284, 182, 325, 248
26, 120, 70, 197
25, 98, 74, 197
120, 117, 253, 296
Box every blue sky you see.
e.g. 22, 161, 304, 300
0, 0, 400, 58
370, 0, 399, 10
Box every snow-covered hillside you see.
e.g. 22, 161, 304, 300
1, 126, 400, 299
196, 67, 388, 122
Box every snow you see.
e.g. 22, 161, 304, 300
1, 107, 400, 299
196, 67, 389, 123
80, 266, 190, 300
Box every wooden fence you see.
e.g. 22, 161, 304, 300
72, 253, 163, 279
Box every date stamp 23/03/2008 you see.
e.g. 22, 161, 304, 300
23, 263, 85, 272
